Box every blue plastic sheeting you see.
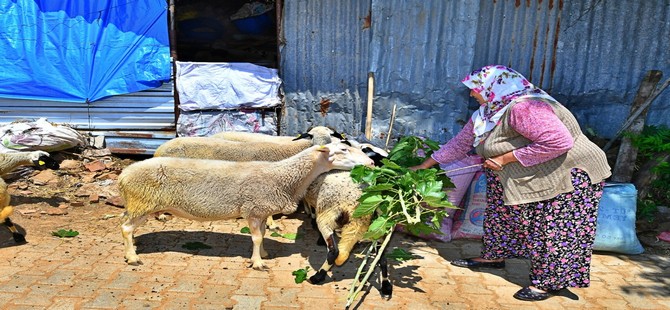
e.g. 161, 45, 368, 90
0, 0, 170, 103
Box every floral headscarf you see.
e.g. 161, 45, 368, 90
462, 65, 554, 147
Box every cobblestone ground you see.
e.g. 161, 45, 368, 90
1, 204, 669, 310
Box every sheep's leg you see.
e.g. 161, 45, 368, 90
3, 217, 26, 244
122, 214, 149, 265
265, 216, 280, 231
248, 217, 268, 270
375, 242, 392, 299
309, 233, 338, 284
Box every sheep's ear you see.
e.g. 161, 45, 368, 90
293, 133, 313, 141
316, 145, 330, 153
34, 155, 60, 170
330, 129, 346, 140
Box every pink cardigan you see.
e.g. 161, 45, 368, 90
431, 100, 574, 167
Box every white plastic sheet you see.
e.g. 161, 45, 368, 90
177, 109, 278, 137
176, 62, 282, 111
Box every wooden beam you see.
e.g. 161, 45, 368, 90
610, 70, 663, 182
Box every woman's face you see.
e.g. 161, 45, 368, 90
470, 90, 487, 106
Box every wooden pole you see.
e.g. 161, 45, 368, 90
365, 72, 375, 140
385, 104, 397, 151
610, 70, 663, 182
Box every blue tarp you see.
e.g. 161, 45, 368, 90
0, 0, 171, 103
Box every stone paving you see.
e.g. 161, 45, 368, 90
1, 205, 669, 309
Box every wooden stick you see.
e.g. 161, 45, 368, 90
385, 104, 397, 151
365, 72, 375, 140
611, 70, 662, 182
603, 76, 670, 152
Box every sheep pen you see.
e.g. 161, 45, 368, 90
119, 142, 375, 269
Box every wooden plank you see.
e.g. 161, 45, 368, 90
610, 70, 663, 183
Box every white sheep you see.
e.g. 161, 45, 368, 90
0, 151, 59, 243
211, 126, 345, 145
154, 126, 345, 228
303, 143, 392, 298
119, 142, 375, 269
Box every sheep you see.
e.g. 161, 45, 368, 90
119, 142, 375, 269
303, 143, 392, 299
211, 126, 346, 145
0, 150, 59, 243
154, 126, 345, 228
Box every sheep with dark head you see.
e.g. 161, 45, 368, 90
119, 142, 374, 269
0, 150, 59, 243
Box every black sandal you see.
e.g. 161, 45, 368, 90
451, 258, 505, 269
513, 286, 553, 301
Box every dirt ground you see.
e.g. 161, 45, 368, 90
0, 149, 668, 309
3, 149, 669, 256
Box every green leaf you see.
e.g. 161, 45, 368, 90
353, 193, 383, 217
52, 229, 79, 238
181, 242, 212, 250
364, 183, 395, 192
240, 227, 251, 234
362, 217, 393, 240
386, 248, 415, 262
292, 266, 310, 284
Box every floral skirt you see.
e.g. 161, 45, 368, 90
481, 168, 604, 291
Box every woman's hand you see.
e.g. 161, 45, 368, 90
409, 157, 438, 171
484, 157, 504, 171
484, 151, 518, 171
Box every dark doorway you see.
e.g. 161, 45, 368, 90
173, 0, 279, 68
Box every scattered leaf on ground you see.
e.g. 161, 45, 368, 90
240, 227, 251, 234
386, 248, 415, 262
292, 266, 310, 284
52, 229, 79, 238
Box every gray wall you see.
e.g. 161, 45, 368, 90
280, 0, 670, 147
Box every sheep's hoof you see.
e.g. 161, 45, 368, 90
12, 233, 27, 244
125, 255, 143, 266
309, 269, 328, 284
380, 280, 393, 300
250, 262, 268, 271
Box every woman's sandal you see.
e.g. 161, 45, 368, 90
451, 258, 505, 269
513, 286, 555, 301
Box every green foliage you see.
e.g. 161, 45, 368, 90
628, 125, 670, 218
181, 242, 212, 250
386, 136, 441, 167
270, 232, 300, 240
350, 136, 457, 241
240, 227, 251, 234
52, 229, 79, 238
292, 266, 310, 284
386, 248, 415, 262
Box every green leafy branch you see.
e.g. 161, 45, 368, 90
344, 136, 457, 307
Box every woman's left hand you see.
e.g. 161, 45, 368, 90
484, 157, 505, 171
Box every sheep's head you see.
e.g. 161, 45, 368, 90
30, 150, 60, 170
341, 139, 388, 166
293, 126, 345, 145
322, 142, 375, 170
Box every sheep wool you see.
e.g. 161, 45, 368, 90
119, 142, 374, 269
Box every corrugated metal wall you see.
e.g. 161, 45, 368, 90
279, 0, 372, 136
0, 83, 175, 154
281, 0, 670, 146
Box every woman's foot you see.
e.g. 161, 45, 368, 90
513, 286, 555, 301
450, 257, 505, 269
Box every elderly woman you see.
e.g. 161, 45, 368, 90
411, 65, 611, 301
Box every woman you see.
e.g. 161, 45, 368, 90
411, 65, 611, 301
